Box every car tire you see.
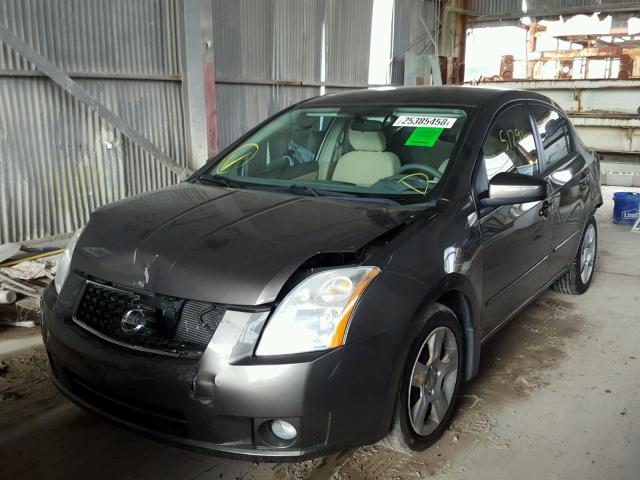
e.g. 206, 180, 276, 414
552, 216, 597, 295
382, 303, 463, 453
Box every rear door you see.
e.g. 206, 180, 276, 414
477, 103, 554, 338
528, 103, 590, 279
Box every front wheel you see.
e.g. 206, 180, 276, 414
552, 216, 597, 295
382, 304, 463, 453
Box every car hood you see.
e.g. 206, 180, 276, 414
72, 183, 414, 305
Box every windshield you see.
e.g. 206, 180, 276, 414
202, 105, 469, 204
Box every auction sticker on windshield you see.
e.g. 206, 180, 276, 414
393, 115, 456, 128
404, 127, 444, 147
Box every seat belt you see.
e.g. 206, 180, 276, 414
327, 131, 346, 180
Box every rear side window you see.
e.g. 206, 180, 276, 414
482, 104, 539, 180
529, 105, 574, 168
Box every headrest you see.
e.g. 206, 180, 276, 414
348, 129, 386, 152
350, 118, 382, 132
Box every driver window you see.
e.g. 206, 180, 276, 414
482, 105, 539, 181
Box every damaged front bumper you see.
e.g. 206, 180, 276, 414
41, 274, 398, 461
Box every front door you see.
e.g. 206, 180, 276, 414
477, 103, 554, 339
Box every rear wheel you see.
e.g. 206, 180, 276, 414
552, 217, 597, 295
382, 304, 463, 453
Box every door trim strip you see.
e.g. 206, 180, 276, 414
552, 229, 581, 253
485, 253, 549, 306
481, 266, 571, 344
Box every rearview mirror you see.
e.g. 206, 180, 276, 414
480, 172, 547, 207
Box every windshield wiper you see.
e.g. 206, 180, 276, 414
285, 185, 400, 205
285, 184, 321, 197
333, 195, 400, 206
198, 174, 243, 189
199, 176, 399, 205
280, 184, 360, 199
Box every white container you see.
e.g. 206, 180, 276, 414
0, 290, 17, 304
606, 172, 634, 187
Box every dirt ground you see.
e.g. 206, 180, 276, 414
0, 346, 65, 432
0, 321, 37, 341
0, 186, 638, 480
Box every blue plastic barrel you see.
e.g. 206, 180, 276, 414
613, 192, 640, 224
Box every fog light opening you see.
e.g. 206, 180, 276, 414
270, 419, 297, 441
256, 418, 299, 448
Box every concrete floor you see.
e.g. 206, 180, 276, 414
1, 186, 638, 480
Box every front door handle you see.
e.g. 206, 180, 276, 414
539, 200, 552, 218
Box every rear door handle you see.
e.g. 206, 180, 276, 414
579, 172, 590, 187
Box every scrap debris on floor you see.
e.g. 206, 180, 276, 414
0, 241, 67, 432
0, 241, 64, 328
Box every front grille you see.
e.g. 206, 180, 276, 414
74, 280, 226, 355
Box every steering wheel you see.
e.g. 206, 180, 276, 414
397, 162, 443, 180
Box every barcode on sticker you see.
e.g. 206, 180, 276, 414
393, 116, 456, 128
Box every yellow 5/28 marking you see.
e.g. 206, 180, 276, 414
216, 143, 260, 173
498, 128, 524, 151
398, 172, 431, 195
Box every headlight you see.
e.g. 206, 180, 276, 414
256, 266, 380, 356
54, 227, 84, 294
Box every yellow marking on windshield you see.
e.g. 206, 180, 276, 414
398, 173, 430, 195
216, 143, 260, 173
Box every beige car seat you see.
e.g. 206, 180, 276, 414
332, 129, 400, 186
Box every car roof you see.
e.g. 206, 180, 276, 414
302, 85, 549, 109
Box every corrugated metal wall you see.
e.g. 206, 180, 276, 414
391, 0, 436, 85
212, 0, 398, 149
324, 0, 374, 85
211, 0, 326, 150
0, 0, 186, 244
468, 0, 640, 18
0, 0, 181, 76
467, 0, 518, 16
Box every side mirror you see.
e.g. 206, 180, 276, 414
480, 172, 547, 207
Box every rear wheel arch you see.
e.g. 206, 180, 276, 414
553, 215, 597, 295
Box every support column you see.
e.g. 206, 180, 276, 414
202, 7, 219, 156
181, 0, 216, 170
440, 0, 468, 85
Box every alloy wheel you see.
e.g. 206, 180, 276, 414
408, 326, 459, 436
580, 224, 596, 284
